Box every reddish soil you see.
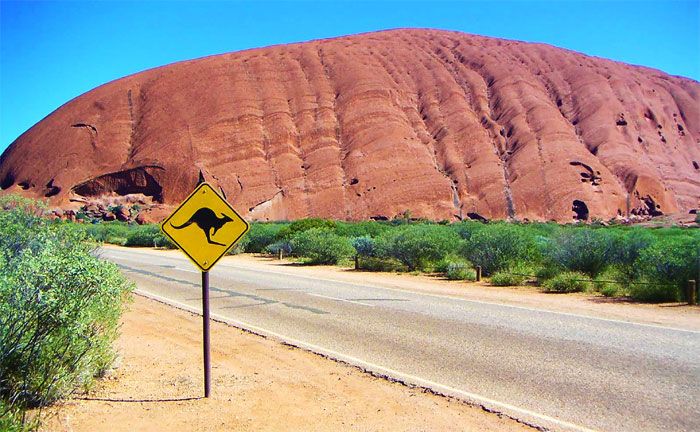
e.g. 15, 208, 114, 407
1, 29, 698, 222
38, 295, 532, 432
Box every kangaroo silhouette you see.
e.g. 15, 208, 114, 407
170, 207, 233, 246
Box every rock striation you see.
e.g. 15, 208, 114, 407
1, 29, 698, 222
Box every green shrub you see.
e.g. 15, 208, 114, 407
434, 255, 469, 273
290, 228, 353, 264
544, 228, 616, 276
375, 224, 462, 271
608, 230, 655, 267
445, 262, 477, 281
542, 271, 590, 293
0, 198, 133, 424
354, 256, 405, 272
0, 399, 29, 432
83, 221, 132, 245
632, 235, 699, 302
460, 223, 539, 275
451, 221, 488, 241
534, 265, 562, 284
335, 221, 389, 238
593, 266, 629, 297
125, 224, 173, 248
226, 234, 251, 255
245, 223, 286, 253
265, 240, 292, 256
276, 218, 336, 240
628, 280, 679, 303
351, 236, 376, 257
488, 262, 535, 286
490, 272, 523, 286
350, 236, 376, 270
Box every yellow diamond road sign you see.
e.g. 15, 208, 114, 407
161, 182, 249, 272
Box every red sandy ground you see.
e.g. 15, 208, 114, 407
38, 294, 532, 432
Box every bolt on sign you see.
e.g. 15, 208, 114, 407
161, 182, 249, 271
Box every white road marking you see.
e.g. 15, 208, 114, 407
135, 288, 598, 432
104, 247, 700, 335
306, 292, 376, 307
175, 267, 198, 273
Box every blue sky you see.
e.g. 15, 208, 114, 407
1, 0, 698, 153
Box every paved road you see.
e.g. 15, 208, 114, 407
99, 247, 700, 432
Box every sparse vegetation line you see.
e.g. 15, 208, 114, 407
74, 213, 699, 304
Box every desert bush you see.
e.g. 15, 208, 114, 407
276, 218, 335, 240
351, 236, 375, 256
0, 198, 133, 426
608, 229, 655, 266
375, 224, 462, 271
489, 262, 537, 286
490, 271, 524, 286
124, 224, 174, 248
631, 235, 699, 302
264, 240, 293, 256
451, 221, 488, 240
83, 221, 132, 245
628, 280, 679, 303
534, 265, 562, 284
351, 236, 376, 269
0, 399, 28, 432
354, 256, 405, 272
226, 233, 251, 255
592, 266, 629, 297
290, 228, 353, 264
543, 228, 616, 276
542, 271, 590, 293
244, 223, 286, 253
434, 255, 469, 273
445, 262, 477, 281
460, 224, 539, 275
335, 221, 389, 238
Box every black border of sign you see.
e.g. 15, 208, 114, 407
160, 182, 250, 272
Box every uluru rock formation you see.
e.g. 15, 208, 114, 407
1, 29, 698, 222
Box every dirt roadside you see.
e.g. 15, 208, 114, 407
38, 294, 533, 432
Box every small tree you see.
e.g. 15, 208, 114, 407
351, 236, 375, 269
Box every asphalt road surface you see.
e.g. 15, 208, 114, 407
99, 247, 700, 432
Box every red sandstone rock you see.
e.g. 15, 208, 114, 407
135, 212, 147, 225
0, 29, 698, 222
115, 206, 131, 222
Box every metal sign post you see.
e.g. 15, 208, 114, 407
202, 270, 211, 397
160, 182, 250, 398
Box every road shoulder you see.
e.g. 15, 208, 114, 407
39, 294, 533, 432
